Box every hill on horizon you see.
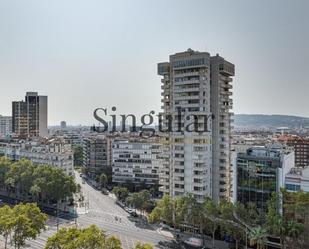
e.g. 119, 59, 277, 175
234, 114, 309, 129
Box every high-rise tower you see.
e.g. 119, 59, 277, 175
158, 49, 234, 202
12, 92, 48, 138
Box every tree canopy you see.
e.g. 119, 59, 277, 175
45, 225, 153, 249
0, 157, 79, 204
0, 203, 47, 249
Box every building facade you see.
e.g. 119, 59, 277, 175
285, 136, 309, 167
112, 138, 164, 187
158, 49, 234, 202
0, 115, 12, 137
12, 92, 48, 138
285, 166, 309, 192
60, 121, 67, 130
0, 138, 74, 176
235, 145, 294, 210
83, 135, 109, 179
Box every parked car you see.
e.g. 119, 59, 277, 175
101, 189, 108, 195
130, 212, 138, 217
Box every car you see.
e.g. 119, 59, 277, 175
160, 223, 172, 231
101, 189, 108, 195
130, 212, 138, 217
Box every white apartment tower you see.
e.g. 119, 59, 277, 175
158, 49, 234, 202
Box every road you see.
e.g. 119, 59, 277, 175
1, 172, 172, 249
73, 173, 171, 248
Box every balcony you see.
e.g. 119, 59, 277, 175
174, 87, 200, 93
174, 79, 200, 85
174, 95, 200, 101
174, 71, 200, 77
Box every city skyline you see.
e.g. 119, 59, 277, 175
0, 0, 308, 125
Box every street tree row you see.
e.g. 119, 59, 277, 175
148, 191, 309, 249
0, 157, 79, 206
45, 224, 153, 249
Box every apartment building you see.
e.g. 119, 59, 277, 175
112, 137, 164, 187
0, 115, 12, 137
285, 166, 309, 192
158, 49, 234, 202
235, 145, 294, 210
12, 92, 48, 138
0, 138, 74, 176
285, 136, 309, 167
83, 135, 110, 179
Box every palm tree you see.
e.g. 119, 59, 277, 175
249, 226, 268, 249
286, 220, 304, 249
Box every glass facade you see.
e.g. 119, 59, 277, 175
285, 183, 301, 191
237, 153, 280, 211
172, 58, 208, 68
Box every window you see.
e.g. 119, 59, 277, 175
285, 184, 300, 191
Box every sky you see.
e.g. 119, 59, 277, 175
0, 0, 308, 125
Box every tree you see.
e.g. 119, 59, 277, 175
105, 236, 122, 249
4, 159, 35, 197
12, 203, 47, 249
99, 173, 108, 189
286, 220, 304, 249
45, 225, 122, 249
134, 242, 153, 249
73, 145, 83, 168
129, 190, 152, 215
0, 205, 14, 249
112, 187, 129, 202
283, 190, 309, 248
235, 202, 263, 227
249, 226, 268, 249
76, 225, 107, 249
0, 157, 11, 188
203, 199, 220, 249
266, 191, 306, 249
148, 195, 174, 225
218, 201, 246, 249
0, 158, 78, 205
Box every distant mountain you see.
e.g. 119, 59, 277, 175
234, 114, 309, 129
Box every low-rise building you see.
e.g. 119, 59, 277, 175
234, 144, 294, 210
285, 166, 309, 192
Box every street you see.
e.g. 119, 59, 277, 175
73, 172, 171, 248
0, 172, 172, 249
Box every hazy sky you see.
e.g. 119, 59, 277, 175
0, 0, 308, 125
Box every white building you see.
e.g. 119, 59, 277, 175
0, 139, 74, 176
0, 115, 12, 137
112, 138, 164, 187
158, 49, 234, 202
285, 166, 309, 192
